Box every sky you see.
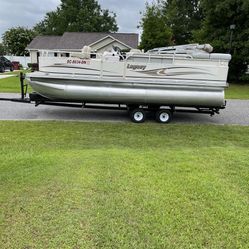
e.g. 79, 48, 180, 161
0, 0, 153, 40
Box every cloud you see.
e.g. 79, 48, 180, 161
0, 0, 152, 40
0, 0, 60, 39
99, 0, 153, 33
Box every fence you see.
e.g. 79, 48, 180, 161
4, 56, 31, 68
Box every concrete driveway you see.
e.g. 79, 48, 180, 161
0, 75, 15, 79
0, 93, 248, 125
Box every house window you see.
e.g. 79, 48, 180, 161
47, 52, 54, 57
60, 53, 70, 57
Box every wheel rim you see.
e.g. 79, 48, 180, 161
159, 112, 169, 122
134, 111, 144, 122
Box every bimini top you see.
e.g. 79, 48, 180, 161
147, 44, 231, 61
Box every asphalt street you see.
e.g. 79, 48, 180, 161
0, 93, 248, 125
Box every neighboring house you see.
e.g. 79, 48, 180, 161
26, 32, 139, 63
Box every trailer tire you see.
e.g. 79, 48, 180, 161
130, 108, 146, 123
156, 109, 172, 123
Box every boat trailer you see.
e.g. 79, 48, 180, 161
0, 73, 225, 123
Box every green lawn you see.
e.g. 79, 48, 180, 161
0, 122, 249, 249
225, 83, 249, 99
0, 70, 31, 93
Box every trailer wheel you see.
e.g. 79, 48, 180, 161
156, 109, 172, 123
130, 108, 146, 123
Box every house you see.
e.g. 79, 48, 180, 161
26, 32, 139, 63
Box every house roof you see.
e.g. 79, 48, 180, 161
26, 36, 62, 50
26, 32, 138, 50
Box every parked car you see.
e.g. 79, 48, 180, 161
0, 56, 14, 73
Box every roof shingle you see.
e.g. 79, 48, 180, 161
26, 36, 61, 50
26, 32, 138, 50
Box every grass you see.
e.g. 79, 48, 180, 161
225, 83, 249, 99
0, 70, 31, 93
0, 121, 249, 248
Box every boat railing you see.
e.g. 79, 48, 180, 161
38, 49, 230, 79
39, 49, 103, 59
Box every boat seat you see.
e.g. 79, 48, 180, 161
80, 46, 91, 59
102, 51, 120, 62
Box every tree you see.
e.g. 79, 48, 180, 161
139, 2, 172, 51
34, 0, 118, 35
0, 43, 6, 56
2, 27, 35, 56
162, 0, 202, 44
194, 0, 249, 81
139, 0, 202, 51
